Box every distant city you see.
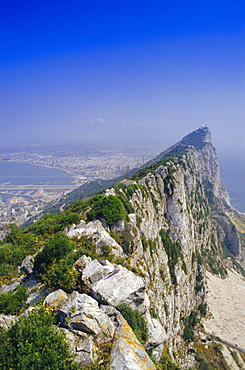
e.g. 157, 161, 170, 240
0, 144, 159, 237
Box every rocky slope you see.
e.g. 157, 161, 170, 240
0, 126, 244, 369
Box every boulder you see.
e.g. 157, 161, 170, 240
61, 328, 94, 366
18, 255, 35, 275
22, 275, 39, 290
0, 275, 25, 294
22, 306, 37, 317
145, 311, 166, 348
27, 284, 49, 305
73, 255, 92, 272
110, 313, 156, 370
59, 291, 115, 340
104, 188, 116, 197
90, 265, 147, 308
43, 289, 68, 309
0, 314, 15, 329
82, 259, 114, 284
111, 219, 125, 233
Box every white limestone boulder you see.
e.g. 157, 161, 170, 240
90, 265, 147, 310
73, 255, 92, 272
0, 275, 25, 294
144, 311, 167, 360
18, 255, 34, 275
26, 281, 49, 305
59, 291, 115, 340
43, 289, 68, 309
82, 259, 114, 284
0, 314, 16, 329
61, 328, 95, 366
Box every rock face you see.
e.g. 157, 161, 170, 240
90, 265, 147, 309
0, 314, 16, 328
61, 328, 94, 366
82, 259, 115, 284
58, 291, 115, 340
110, 313, 156, 370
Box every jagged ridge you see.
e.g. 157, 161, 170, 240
1, 127, 245, 369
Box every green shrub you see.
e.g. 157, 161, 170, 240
183, 310, 200, 342
117, 304, 148, 344
119, 223, 132, 254
141, 235, 148, 252
34, 232, 74, 274
0, 285, 28, 315
44, 259, 79, 293
198, 302, 207, 316
159, 230, 186, 285
156, 357, 181, 370
149, 307, 158, 319
87, 195, 126, 226
28, 212, 81, 236
0, 308, 78, 370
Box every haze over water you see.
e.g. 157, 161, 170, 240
219, 156, 245, 213
0, 162, 74, 186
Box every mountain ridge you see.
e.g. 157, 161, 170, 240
0, 127, 245, 369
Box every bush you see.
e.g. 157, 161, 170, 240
117, 304, 148, 344
0, 285, 28, 315
129, 157, 176, 181
119, 223, 132, 254
44, 259, 79, 293
28, 212, 81, 236
34, 232, 74, 274
198, 302, 207, 316
183, 310, 200, 342
159, 230, 186, 285
0, 308, 78, 370
87, 195, 126, 226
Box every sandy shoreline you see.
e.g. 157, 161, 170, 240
203, 270, 245, 349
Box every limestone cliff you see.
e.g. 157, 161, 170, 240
1, 126, 245, 369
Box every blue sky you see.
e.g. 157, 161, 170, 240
0, 0, 244, 157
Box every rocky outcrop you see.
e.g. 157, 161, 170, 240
0, 314, 16, 328
90, 265, 148, 310
61, 328, 95, 366
66, 220, 123, 257
0, 275, 25, 294
82, 259, 115, 284
43, 289, 68, 309
18, 255, 35, 275
58, 291, 115, 340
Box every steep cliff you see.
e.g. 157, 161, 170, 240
0, 127, 244, 369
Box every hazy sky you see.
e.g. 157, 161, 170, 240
1, 0, 244, 157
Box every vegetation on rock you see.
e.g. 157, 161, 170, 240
117, 303, 149, 344
0, 308, 78, 370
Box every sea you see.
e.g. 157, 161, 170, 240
219, 156, 245, 214
0, 162, 74, 186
